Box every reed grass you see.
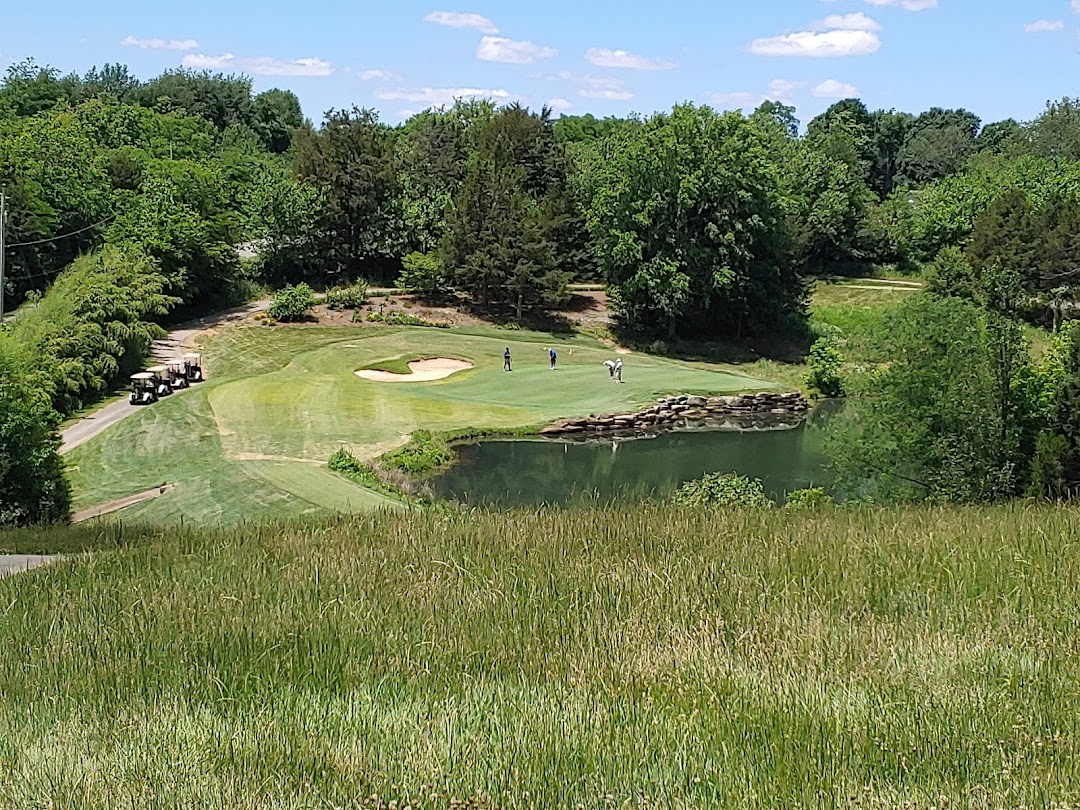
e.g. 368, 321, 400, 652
2, 503, 1079, 808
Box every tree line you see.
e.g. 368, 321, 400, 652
5, 56, 1080, 521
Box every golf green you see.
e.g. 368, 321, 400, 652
66, 325, 777, 524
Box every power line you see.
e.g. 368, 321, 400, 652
6, 213, 117, 249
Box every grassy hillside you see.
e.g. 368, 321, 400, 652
2, 503, 1078, 808
65, 325, 773, 524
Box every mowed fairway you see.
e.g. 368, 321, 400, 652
66, 325, 773, 524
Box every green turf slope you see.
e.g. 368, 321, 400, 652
66, 325, 775, 525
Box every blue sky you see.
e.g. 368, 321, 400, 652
3, 1, 1079, 128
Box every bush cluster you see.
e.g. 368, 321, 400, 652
324, 282, 369, 311
381, 431, 454, 476
674, 473, 773, 508
270, 283, 316, 322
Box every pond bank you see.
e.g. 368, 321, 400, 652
538, 391, 809, 438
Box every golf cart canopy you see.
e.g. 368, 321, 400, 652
184, 353, 201, 361
131, 372, 155, 381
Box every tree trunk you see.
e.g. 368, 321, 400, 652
516, 293, 523, 321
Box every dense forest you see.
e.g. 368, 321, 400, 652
4, 57, 1080, 522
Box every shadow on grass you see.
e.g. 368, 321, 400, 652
610, 321, 814, 366
0, 522, 174, 556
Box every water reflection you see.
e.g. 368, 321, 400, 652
433, 406, 836, 508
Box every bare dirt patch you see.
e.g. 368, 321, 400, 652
562, 290, 612, 329
355, 358, 474, 383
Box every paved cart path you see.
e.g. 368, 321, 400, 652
60, 300, 270, 454
0, 555, 63, 577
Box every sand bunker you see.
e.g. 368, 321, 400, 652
355, 358, 473, 383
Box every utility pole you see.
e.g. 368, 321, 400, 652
0, 186, 6, 321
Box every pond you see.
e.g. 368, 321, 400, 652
432, 409, 835, 508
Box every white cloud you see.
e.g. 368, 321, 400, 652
477, 36, 557, 64
423, 11, 499, 33
579, 75, 633, 100
705, 79, 800, 110
585, 47, 676, 70
121, 35, 199, 51
358, 68, 397, 81
864, 0, 937, 9
181, 53, 334, 77
705, 91, 761, 110
814, 13, 881, 31
767, 79, 800, 99
1025, 19, 1064, 32
749, 29, 881, 57
546, 97, 574, 112
375, 86, 513, 107
813, 78, 860, 98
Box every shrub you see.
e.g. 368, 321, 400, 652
805, 337, 845, 398
329, 448, 416, 502
674, 473, 773, 509
269, 283, 315, 322
324, 282, 368, 311
362, 311, 450, 328
381, 431, 454, 476
397, 252, 444, 296
1028, 432, 1071, 500
784, 487, 834, 509
329, 448, 384, 490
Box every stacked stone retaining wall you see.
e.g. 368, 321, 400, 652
540, 391, 809, 438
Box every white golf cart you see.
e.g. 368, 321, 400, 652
147, 365, 173, 397
166, 359, 189, 390
184, 353, 204, 383
129, 372, 158, 406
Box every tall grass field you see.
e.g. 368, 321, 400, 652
2, 503, 1079, 808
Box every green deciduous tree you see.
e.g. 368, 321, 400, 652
129, 70, 254, 133
896, 107, 981, 187
6, 244, 174, 414
585, 103, 800, 339
869, 109, 914, 198
1029, 98, 1080, 160
0, 347, 70, 526
1029, 323, 1080, 498
251, 89, 304, 154
829, 295, 1039, 503
109, 160, 239, 304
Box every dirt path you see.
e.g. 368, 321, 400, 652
61, 299, 270, 454
70, 485, 174, 524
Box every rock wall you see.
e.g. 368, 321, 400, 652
540, 392, 809, 438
